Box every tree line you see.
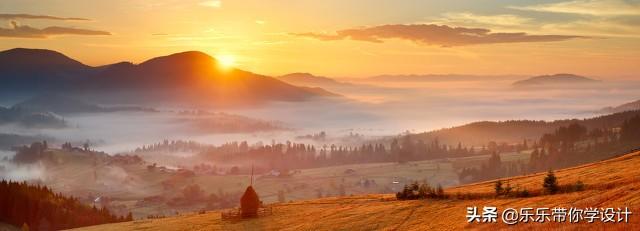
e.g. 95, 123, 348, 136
459, 115, 640, 184
0, 180, 131, 231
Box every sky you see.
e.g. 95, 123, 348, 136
0, 0, 639, 78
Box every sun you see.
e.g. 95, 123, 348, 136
216, 54, 236, 68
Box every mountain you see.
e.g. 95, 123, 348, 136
365, 74, 522, 82
601, 99, 640, 114
0, 48, 337, 105
513, 73, 598, 86
0, 48, 92, 91
73, 149, 640, 230
0, 48, 89, 73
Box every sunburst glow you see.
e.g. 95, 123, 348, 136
216, 54, 236, 68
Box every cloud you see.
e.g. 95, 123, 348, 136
200, 0, 222, 8
542, 18, 640, 38
0, 13, 90, 21
292, 24, 586, 47
509, 0, 640, 16
439, 12, 533, 26
0, 21, 111, 38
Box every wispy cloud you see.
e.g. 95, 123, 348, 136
200, 0, 222, 8
509, 0, 640, 16
0, 21, 110, 38
438, 12, 533, 26
0, 13, 90, 21
292, 24, 586, 47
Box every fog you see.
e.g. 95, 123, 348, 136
2, 78, 639, 153
0, 150, 44, 181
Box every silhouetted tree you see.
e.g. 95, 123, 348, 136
543, 170, 559, 194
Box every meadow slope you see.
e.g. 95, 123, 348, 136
71, 151, 640, 230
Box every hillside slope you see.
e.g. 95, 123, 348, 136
73, 150, 640, 230
601, 99, 640, 114
407, 109, 640, 146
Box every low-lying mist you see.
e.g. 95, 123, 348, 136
1, 77, 638, 155
0, 150, 44, 181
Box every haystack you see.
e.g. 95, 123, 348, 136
240, 185, 260, 218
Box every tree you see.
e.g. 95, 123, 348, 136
621, 116, 640, 145
543, 170, 559, 194
494, 180, 503, 196
182, 184, 205, 202
436, 184, 444, 198
83, 140, 90, 151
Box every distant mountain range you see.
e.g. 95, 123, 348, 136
364, 74, 522, 82
278, 72, 358, 91
279, 73, 344, 86
601, 99, 640, 114
0, 48, 337, 106
512, 73, 598, 86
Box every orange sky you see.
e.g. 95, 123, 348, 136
0, 0, 639, 78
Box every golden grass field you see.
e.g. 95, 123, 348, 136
69, 150, 640, 230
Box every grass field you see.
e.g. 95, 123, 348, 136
69, 151, 640, 230
42, 147, 529, 219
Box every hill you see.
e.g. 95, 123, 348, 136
601, 99, 640, 114
0, 133, 51, 150
13, 93, 156, 115
0, 106, 67, 129
13, 93, 104, 114
0, 48, 337, 105
406, 109, 640, 146
72, 149, 640, 230
513, 73, 598, 86
0, 180, 131, 230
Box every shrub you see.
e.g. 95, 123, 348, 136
494, 181, 503, 196
574, 181, 585, 192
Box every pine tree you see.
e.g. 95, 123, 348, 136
543, 170, 559, 194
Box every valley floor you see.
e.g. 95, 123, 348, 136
70, 151, 640, 230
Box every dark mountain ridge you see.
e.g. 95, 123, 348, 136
0, 48, 337, 105
513, 73, 598, 86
